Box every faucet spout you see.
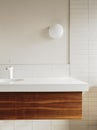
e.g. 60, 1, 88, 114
6, 66, 14, 79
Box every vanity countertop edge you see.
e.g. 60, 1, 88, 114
0, 77, 89, 92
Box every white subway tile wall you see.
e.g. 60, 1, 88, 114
0, 0, 97, 130
70, 0, 97, 130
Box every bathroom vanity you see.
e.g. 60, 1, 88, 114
0, 77, 88, 120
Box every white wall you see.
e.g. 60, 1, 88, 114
0, 0, 68, 64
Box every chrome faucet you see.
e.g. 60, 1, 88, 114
6, 66, 14, 79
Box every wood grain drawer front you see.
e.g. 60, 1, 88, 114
0, 92, 82, 120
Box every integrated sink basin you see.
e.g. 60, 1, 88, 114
0, 77, 89, 92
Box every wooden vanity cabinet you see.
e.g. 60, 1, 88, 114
0, 92, 82, 119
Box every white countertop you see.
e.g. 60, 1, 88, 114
0, 77, 89, 92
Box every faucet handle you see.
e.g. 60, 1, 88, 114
6, 66, 13, 70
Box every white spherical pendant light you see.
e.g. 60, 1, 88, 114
48, 24, 64, 39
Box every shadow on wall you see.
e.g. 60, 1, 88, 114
40, 27, 50, 40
